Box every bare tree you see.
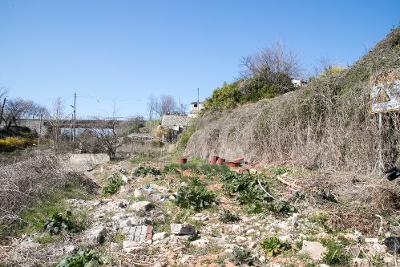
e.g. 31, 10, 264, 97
147, 95, 178, 118
240, 42, 302, 94
0, 88, 8, 126
89, 120, 120, 159
48, 97, 67, 151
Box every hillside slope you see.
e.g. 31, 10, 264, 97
185, 28, 400, 172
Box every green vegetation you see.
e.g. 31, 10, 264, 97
56, 249, 110, 267
164, 160, 231, 177
272, 166, 291, 176
221, 172, 272, 206
321, 238, 350, 266
102, 173, 123, 195
15, 180, 92, 236
175, 180, 217, 211
0, 136, 35, 152
261, 236, 291, 257
44, 211, 83, 234
176, 125, 196, 153
219, 209, 241, 223
228, 247, 255, 265
133, 166, 162, 177
204, 81, 243, 110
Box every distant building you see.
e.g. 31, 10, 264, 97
160, 114, 192, 142
189, 102, 204, 118
291, 79, 307, 87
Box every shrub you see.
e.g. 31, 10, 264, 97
228, 247, 255, 265
321, 239, 350, 266
261, 236, 291, 257
56, 249, 109, 267
0, 137, 34, 152
204, 82, 243, 110
102, 173, 123, 195
44, 211, 81, 234
266, 200, 296, 215
219, 209, 240, 223
133, 166, 161, 177
175, 184, 217, 211
221, 172, 273, 205
272, 166, 291, 176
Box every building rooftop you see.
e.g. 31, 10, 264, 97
161, 115, 192, 129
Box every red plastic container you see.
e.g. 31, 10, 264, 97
209, 156, 219, 165
226, 161, 240, 167
179, 158, 187, 164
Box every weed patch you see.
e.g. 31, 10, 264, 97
102, 173, 123, 195
261, 236, 291, 257
321, 238, 350, 266
175, 184, 217, 211
56, 249, 110, 267
133, 166, 162, 177
219, 209, 241, 223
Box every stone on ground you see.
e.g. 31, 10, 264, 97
299, 240, 326, 261
170, 224, 196, 235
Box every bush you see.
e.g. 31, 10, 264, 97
0, 137, 34, 152
221, 172, 273, 205
204, 82, 243, 110
102, 173, 123, 195
56, 249, 110, 267
133, 166, 161, 177
163, 161, 231, 177
228, 247, 255, 265
321, 239, 350, 266
219, 209, 240, 223
44, 211, 82, 234
260, 236, 291, 257
175, 184, 217, 211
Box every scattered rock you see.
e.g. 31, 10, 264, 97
192, 213, 209, 222
299, 240, 326, 261
118, 201, 128, 208
132, 201, 155, 212
153, 232, 168, 241
171, 224, 196, 235
191, 238, 210, 248
352, 258, 369, 267
121, 174, 129, 184
134, 189, 143, 198
122, 240, 141, 252
384, 236, 400, 253
84, 225, 107, 245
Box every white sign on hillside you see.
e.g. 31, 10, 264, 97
371, 80, 400, 113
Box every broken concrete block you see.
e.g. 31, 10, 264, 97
123, 225, 153, 242
299, 240, 326, 261
170, 224, 196, 235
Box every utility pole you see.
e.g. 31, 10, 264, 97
197, 88, 200, 112
0, 97, 6, 127
72, 92, 77, 142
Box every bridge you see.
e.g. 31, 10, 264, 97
18, 118, 127, 136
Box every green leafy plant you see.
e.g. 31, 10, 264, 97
102, 173, 123, 195
321, 239, 350, 266
266, 200, 296, 215
261, 236, 291, 257
56, 249, 110, 267
44, 211, 81, 234
219, 209, 241, 223
228, 247, 255, 265
272, 166, 291, 176
175, 184, 217, 211
133, 166, 161, 177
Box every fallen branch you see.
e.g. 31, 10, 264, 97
276, 174, 301, 190
257, 178, 275, 200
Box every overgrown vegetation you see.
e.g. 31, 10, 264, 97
187, 28, 400, 172
228, 247, 256, 265
260, 236, 291, 257
219, 209, 241, 223
0, 136, 35, 152
133, 166, 162, 177
102, 173, 124, 195
56, 249, 110, 267
44, 211, 82, 234
321, 238, 351, 266
175, 179, 217, 211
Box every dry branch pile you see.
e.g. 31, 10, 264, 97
0, 152, 78, 231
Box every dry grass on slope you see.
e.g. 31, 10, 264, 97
185, 28, 400, 173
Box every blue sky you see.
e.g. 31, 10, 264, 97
0, 0, 399, 118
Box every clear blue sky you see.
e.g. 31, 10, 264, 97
0, 0, 399, 118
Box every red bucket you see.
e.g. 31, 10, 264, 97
209, 156, 219, 165
179, 158, 187, 164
